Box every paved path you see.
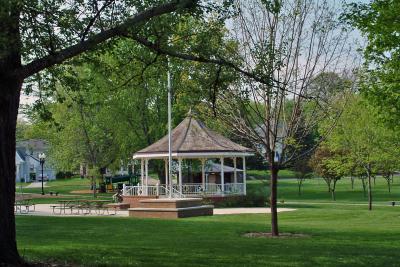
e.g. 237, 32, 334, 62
16, 204, 296, 217
25, 182, 48, 188
285, 201, 397, 207
214, 207, 296, 215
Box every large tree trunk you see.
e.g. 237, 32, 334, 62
270, 165, 279, 236
0, 2, 24, 264
0, 77, 24, 266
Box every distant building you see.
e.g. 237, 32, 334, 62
15, 139, 56, 183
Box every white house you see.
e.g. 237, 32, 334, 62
15, 139, 56, 183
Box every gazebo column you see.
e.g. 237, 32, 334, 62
140, 159, 144, 186
242, 156, 247, 195
201, 159, 206, 189
145, 159, 149, 195
178, 158, 182, 193
220, 157, 225, 194
164, 159, 168, 187
233, 157, 237, 184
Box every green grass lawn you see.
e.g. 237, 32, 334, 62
18, 178, 94, 195
16, 178, 113, 204
247, 169, 297, 179
17, 205, 400, 267
247, 175, 400, 204
15, 175, 400, 266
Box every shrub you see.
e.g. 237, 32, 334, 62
208, 194, 269, 208
56, 171, 74, 179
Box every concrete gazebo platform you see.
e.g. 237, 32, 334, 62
128, 198, 213, 218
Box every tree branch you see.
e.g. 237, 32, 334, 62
130, 34, 313, 99
10, 0, 198, 79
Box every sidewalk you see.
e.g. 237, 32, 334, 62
25, 182, 48, 188
16, 204, 296, 217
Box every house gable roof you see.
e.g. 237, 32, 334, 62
16, 149, 26, 163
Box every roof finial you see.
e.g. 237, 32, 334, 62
187, 108, 197, 117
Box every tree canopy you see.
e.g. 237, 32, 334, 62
346, 0, 400, 127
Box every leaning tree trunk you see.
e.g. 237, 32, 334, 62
269, 165, 279, 236
0, 77, 24, 266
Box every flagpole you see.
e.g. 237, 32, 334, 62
167, 57, 172, 198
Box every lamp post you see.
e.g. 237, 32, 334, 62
39, 152, 46, 195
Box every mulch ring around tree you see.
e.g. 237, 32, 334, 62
28, 261, 79, 267
243, 232, 310, 239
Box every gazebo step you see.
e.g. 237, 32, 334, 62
122, 195, 159, 208
105, 203, 130, 210
128, 205, 214, 219
138, 198, 203, 209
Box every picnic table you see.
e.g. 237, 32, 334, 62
51, 199, 113, 215
51, 200, 80, 214
15, 198, 35, 214
80, 200, 113, 215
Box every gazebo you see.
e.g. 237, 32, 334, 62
123, 113, 253, 198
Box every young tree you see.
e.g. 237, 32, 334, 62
324, 95, 399, 210
213, 0, 355, 236
377, 152, 399, 193
291, 158, 313, 196
309, 145, 346, 200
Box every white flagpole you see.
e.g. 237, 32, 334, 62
167, 57, 172, 198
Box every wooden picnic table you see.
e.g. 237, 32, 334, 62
52, 199, 81, 214
51, 199, 112, 215
15, 198, 34, 213
78, 200, 111, 215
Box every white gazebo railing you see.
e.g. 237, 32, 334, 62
123, 183, 244, 197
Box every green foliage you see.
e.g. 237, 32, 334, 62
345, 0, 400, 126
323, 95, 399, 175
26, 16, 239, 173
16, 119, 32, 141
309, 145, 346, 198
316, 93, 400, 201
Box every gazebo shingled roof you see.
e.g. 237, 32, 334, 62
133, 115, 253, 159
